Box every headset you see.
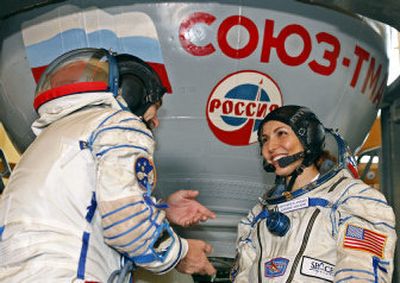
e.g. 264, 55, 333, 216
259, 128, 358, 237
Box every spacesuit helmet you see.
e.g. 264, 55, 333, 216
34, 48, 166, 117
116, 53, 166, 117
257, 105, 326, 168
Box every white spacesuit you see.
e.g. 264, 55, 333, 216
0, 48, 187, 282
231, 106, 397, 283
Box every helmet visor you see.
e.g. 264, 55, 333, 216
34, 48, 110, 110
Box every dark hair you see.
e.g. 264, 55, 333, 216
315, 150, 337, 174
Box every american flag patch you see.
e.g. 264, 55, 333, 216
343, 224, 387, 258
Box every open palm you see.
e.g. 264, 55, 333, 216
165, 190, 216, 227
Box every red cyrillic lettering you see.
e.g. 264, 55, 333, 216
350, 45, 370, 87
222, 100, 233, 114
361, 57, 382, 98
261, 20, 311, 66
261, 20, 277, 63
269, 104, 279, 112
256, 103, 267, 118
234, 101, 245, 116
309, 32, 340, 76
218, 15, 259, 59
209, 99, 221, 112
246, 102, 256, 116
179, 12, 216, 56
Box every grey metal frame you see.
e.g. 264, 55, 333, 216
381, 77, 400, 283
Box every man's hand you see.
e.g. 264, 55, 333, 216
176, 239, 216, 276
165, 190, 216, 227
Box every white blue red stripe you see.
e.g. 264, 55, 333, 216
343, 224, 387, 258
22, 9, 172, 92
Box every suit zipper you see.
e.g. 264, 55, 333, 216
285, 208, 321, 283
257, 221, 263, 283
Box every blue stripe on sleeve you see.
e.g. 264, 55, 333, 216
158, 237, 183, 273
119, 117, 142, 123
105, 214, 150, 240
96, 144, 149, 157
91, 126, 153, 144
337, 183, 358, 201
337, 215, 396, 230
335, 268, 374, 277
116, 210, 161, 249
87, 110, 124, 145
97, 110, 124, 128
340, 195, 388, 206
336, 276, 374, 283
102, 201, 144, 219
103, 207, 149, 230
128, 233, 154, 256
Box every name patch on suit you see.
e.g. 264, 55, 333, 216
265, 257, 289, 278
300, 256, 334, 282
277, 197, 309, 213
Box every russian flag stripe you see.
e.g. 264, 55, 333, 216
22, 8, 172, 93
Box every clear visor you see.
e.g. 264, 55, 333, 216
35, 48, 110, 98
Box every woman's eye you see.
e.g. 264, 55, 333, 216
277, 130, 287, 137
260, 136, 269, 145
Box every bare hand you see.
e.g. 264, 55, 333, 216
165, 190, 216, 227
176, 239, 216, 276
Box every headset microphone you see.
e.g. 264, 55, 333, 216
277, 152, 305, 168
263, 152, 305, 172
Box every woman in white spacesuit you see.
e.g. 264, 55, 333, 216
0, 48, 216, 282
231, 105, 397, 283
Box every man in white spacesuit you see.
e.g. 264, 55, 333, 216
0, 48, 216, 282
231, 105, 397, 282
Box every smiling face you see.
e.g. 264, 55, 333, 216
260, 120, 305, 176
